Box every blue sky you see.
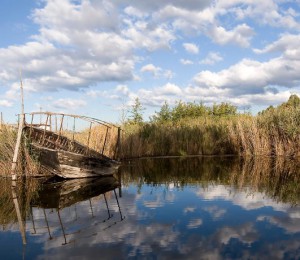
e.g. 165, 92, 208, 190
1, 0, 300, 123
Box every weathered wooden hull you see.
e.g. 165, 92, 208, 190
31, 144, 120, 178
24, 126, 121, 178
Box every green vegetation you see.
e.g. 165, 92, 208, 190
120, 95, 300, 158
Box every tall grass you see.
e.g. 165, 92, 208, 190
120, 115, 300, 158
120, 96, 300, 158
0, 125, 40, 177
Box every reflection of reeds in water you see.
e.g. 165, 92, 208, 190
230, 157, 300, 205
120, 156, 300, 205
0, 178, 41, 226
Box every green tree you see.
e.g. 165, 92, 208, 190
151, 101, 172, 123
128, 97, 144, 124
212, 102, 237, 116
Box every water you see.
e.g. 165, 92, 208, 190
1, 157, 300, 259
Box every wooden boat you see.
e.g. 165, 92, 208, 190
23, 125, 120, 178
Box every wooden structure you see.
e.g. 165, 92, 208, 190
21, 112, 121, 178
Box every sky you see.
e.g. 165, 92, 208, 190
1, 0, 300, 123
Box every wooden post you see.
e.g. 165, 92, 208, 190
114, 127, 121, 160
85, 122, 93, 155
56, 115, 64, 148
11, 71, 25, 179
72, 117, 75, 142
41, 114, 49, 145
29, 114, 34, 137
49, 115, 52, 132
101, 127, 109, 155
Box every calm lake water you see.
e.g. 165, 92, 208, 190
1, 157, 300, 259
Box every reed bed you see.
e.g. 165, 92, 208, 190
0, 125, 40, 176
120, 112, 300, 158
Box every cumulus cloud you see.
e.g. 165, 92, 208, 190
0, 100, 13, 107
52, 98, 87, 110
140, 64, 174, 79
193, 47, 300, 96
215, 0, 300, 30
180, 59, 194, 65
207, 24, 255, 47
140, 64, 162, 77
183, 43, 199, 54
1, 0, 299, 116
114, 0, 212, 12
199, 52, 223, 65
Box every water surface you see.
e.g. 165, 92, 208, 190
1, 157, 300, 259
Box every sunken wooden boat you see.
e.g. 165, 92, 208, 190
22, 113, 121, 179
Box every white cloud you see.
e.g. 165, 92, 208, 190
114, 0, 212, 12
207, 24, 255, 47
52, 98, 87, 110
124, 6, 147, 18
115, 85, 130, 96
193, 48, 300, 96
215, 0, 300, 30
140, 64, 161, 76
183, 43, 199, 54
0, 100, 13, 107
140, 64, 173, 79
180, 59, 194, 65
199, 52, 223, 65
156, 83, 182, 96
253, 33, 300, 59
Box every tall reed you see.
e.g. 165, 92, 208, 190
0, 125, 40, 176
120, 111, 300, 158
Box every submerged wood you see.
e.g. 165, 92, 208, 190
23, 126, 120, 178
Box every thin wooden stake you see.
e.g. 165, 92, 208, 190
85, 122, 93, 155
11, 71, 25, 179
101, 127, 109, 155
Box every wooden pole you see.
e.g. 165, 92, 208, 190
114, 127, 121, 160
101, 127, 109, 155
85, 122, 93, 155
11, 70, 25, 179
